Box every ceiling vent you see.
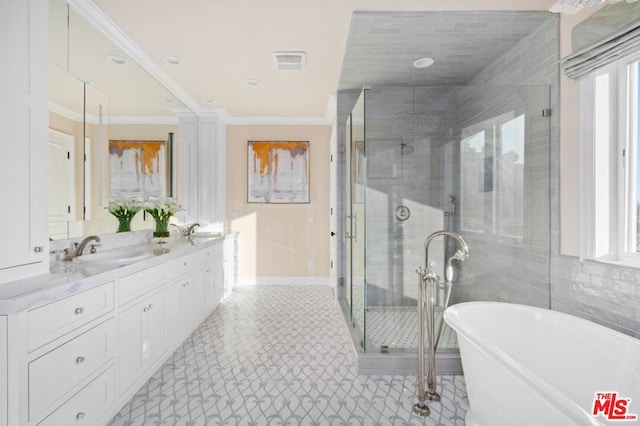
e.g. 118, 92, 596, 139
273, 51, 306, 70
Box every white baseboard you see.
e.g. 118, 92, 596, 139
237, 276, 330, 286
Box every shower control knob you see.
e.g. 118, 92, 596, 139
395, 205, 410, 221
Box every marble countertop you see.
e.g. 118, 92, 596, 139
0, 236, 224, 314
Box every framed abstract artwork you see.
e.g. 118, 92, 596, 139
247, 140, 310, 203
109, 140, 167, 198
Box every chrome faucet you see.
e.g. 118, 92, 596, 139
185, 223, 200, 236
73, 235, 101, 257
414, 230, 468, 417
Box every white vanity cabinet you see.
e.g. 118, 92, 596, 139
117, 290, 167, 398
11, 280, 117, 426
1, 316, 7, 426
2, 239, 226, 425
0, 0, 48, 284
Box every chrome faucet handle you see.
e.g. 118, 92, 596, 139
89, 243, 101, 254
62, 248, 74, 261
425, 262, 439, 282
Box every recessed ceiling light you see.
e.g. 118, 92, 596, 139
106, 55, 127, 65
244, 79, 260, 87
413, 57, 435, 69
161, 97, 176, 104
201, 97, 217, 105
162, 55, 183, 66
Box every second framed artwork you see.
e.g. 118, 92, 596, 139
247, 140, 310, 203
109, 139, 167, 198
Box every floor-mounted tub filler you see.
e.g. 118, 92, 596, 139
414, 230, 469, 416
444, 302, 640, 426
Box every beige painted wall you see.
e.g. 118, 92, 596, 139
226, 124, 331, 283
559, 6, 603, 256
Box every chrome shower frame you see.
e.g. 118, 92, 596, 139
413, 230, 468, 417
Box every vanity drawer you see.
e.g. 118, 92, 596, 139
117, 264, 165, 306
37, 365, 114, 426
165, 255, 194, 281
28, 282, 114, 351
194, 247, 215, 266
29, 319, 114, 421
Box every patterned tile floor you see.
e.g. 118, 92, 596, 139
108, 285, 468, 425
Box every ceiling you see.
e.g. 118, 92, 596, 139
62, 0, 560, 121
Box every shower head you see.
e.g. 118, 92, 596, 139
400, 143, 414, 155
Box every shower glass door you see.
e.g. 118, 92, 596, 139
360, 85, 550, 354
346, 90, 367, 349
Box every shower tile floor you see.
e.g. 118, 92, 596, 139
366, 308, 459, 350
108, 285, 468, 425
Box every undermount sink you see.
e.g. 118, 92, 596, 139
191, 231, 223, 238
73, 249, 151, 265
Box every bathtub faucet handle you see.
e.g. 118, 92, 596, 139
425, 262, 439, 282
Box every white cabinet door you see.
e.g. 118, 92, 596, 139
179, 273, 202, 331
0, 316, 6, 426
165, 280, 184, 349
117, 291, 166, 397
205, 262, 224, 311
0, 0, 48, 283
192, 268, 207, 325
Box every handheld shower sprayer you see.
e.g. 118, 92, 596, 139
445, 249, 468, 282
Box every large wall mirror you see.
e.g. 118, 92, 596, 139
48, 0, 191, 240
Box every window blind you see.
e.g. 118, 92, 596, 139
562, 21, 640, 79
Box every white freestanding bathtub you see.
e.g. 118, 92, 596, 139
444, 302, 640, 426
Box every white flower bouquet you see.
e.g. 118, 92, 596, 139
143, 197, 183, 238
107, 196, 143, 232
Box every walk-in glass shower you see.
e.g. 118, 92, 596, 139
340, 84, 551, 368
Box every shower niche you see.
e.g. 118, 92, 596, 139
340, 84, 550, 373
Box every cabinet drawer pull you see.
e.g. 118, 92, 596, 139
75, 356, 85, 365
143, 306, 149, 313
183, 261, 188, 266
74, 307, 84, 315
182, 282, 190, 288
76, 411, 86, 420
148, 304, 155, 310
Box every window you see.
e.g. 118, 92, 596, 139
460, 112, 525, 241
581, 55, 640, 265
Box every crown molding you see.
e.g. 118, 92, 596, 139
49, 102, 83, 122
101, 116, 179, 125
66, 0, 203, 114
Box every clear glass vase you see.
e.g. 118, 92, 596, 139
153, 215, 171, 240
116, 216, 133, 233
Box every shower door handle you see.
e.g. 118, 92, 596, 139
345, 213, 358, 242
